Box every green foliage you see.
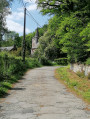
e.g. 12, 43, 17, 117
56, 13, 89, 63
38, 24, 48, 37
40, 56, 52, 66
45, 42, 61, 61
33, 27, 63, 61
1, 82, 12, 89
11, 47, 22, 56
37, 0, 90, 15
0, 52, 41, 97
14, 34, 22, 47
0, 87, 7, 97
70, 81, 78, 87
1, 32, 21, 47
1, 38, 14, 47
80, 22, 90, 52
85, 58, 90, 65
54, 58, 68, 65
36, 0, 90, 64
0, 0, 13, 44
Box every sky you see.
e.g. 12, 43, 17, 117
6, 0, 51, 36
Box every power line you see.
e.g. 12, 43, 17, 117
21, 0, 41, 27
26, 9, 41, 27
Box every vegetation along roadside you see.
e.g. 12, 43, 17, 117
55, 66, 90, 104
0, 52, 41, 98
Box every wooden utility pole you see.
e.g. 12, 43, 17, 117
22, 7, 26, 62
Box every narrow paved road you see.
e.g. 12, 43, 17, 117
0, 67, 90, 119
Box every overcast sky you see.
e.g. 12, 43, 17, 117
6, 0, 51, 36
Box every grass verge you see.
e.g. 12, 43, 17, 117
55, 66, 90, 104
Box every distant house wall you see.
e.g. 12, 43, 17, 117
0, 45, 17, 51
70, 63, 90, 76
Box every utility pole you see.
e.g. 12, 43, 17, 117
22, 7, 26, 62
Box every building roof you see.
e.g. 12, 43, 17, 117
0, 46, 14, 51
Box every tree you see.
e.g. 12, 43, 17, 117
56, 13, 89, 63
36, 0, 90, 63
80, 22, 90, 54
0, 0, 12, 47
14, 33, 22, 47
37, 0, 90, 15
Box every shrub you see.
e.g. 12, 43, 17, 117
54, 58, 68, 65
0, 87, 8, 97
11, 47, 22, 56
1, 82, 12, 89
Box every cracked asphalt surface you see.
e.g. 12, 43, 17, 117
0, 66, 90, 119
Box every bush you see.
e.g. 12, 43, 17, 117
54, 58, 68, 65
1, 82, 12, 89
11, 47, 22, 56
25, 58, 41, 68
0, 87, 8, 97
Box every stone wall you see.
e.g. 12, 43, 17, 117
70, 63, 90, 76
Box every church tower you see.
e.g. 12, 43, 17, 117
31, 28, 39, 55
35, 28, 39, 43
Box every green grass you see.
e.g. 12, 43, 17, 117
55, 66, 90, 104
76, 71, 85, 78
87, 73, 90, 80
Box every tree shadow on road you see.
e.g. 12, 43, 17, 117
0, 93, 10, 99
11, 87, 26, 91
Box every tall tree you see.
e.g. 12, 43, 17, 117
36, 0, 90, 63
0, 0, 12, 47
